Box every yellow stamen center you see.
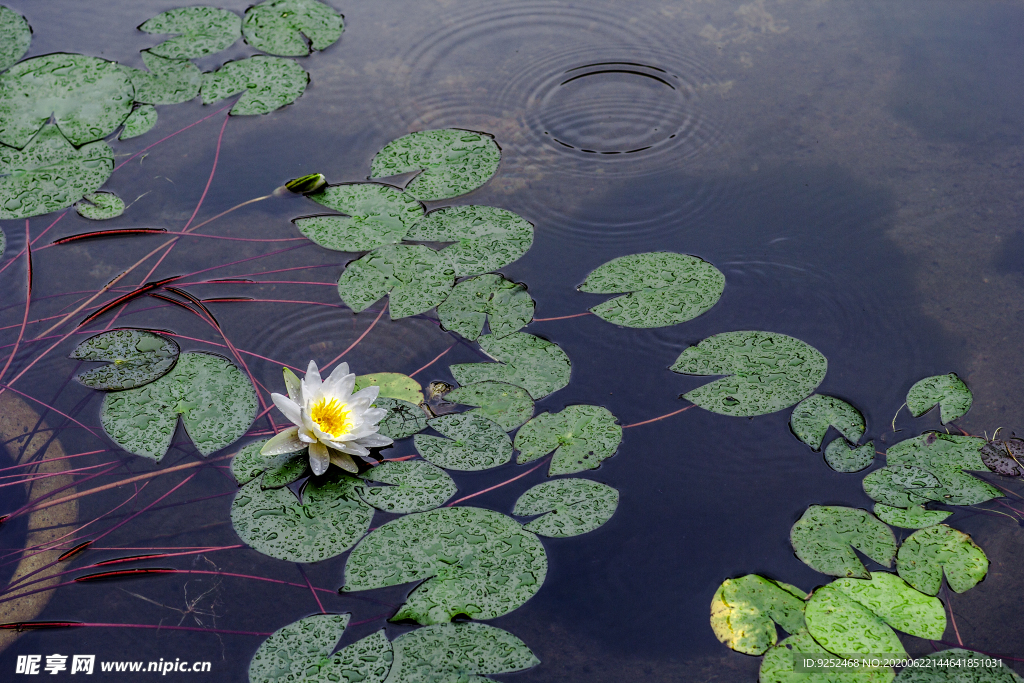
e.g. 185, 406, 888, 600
310, 397, 352, 438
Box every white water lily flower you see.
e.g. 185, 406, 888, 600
261, 361, 393, 475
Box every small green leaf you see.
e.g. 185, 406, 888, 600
445, 381, 534, 432
140, 7, 241, 60
897, 524, 988, 595
828, 572, 946, 640
371, 129, 501, 201
75, 191, 126, 219
907, 373, 972, 424
298, 183, 424, 251
231, 440, 271, 485
513, 478, 618, 537
671, 331, 827, 417
709, 574, 807, 655
337, 244, 454, 319
437, 274, 534, 341
70, 328, 179, 391
242, 0, 344, 57
760, 630, 894, 683
805, 583, 907, 659
202, 56, 308, 115
248, 613, 350, 683
790, 505, 897, 579
342, 507, 547, 624
386, 623, 539, 683
791, 395, 866, 450
449, 332, 571, 400
884, 433, 1001, 506
414, 413, 511, 471
863, 464, 944, 508
358, 460, 456, 513
0, 6, 31, 73
824, 438, 875, 473
374, 397, 428, 440
260, 449, 309, 489
514, 405, 622, 476
405, 205, 534, 277
355, 372, 424, 403
873, 504, 950, 530
118, 106, 157, 141
893, 649, 1024, 682
127, 50, 202, 105
979, 438, 1024, 477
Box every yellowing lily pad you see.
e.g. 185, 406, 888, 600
242, 0, 344, 57
201, 55, 308, 115
790, 505, 896, 579
791, 394, 866, 450
140, 6, 241, 60
709, 574, 807, 655
445, 381, 534, 432
513, 478, 618, 537
896, 524, 988, 595
414, 413, 512, 471
358, 460, 456, 513
437, 274, 534, 341
70, 328, 178, 390
907, 373, 972, 424
386, 623, 539, 683
337, 244, 454, 319
449, 332, 571, 400
355, 372, 423, 404
371, 129, 501, 201
514, 405, 622, 476
298, 183, 424, 252
405, 205, 534, 277
0, 6, 31, 73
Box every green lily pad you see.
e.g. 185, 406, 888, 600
356, 372, 424, 404
893, 649, 1024, 683
231, 440, 272, 485
805, 583, 907, 659
375, 397, 429, 440
319, 630, 392, 683
386, 623, 539, 683
760, 630, 894, 683
885, 433, 1001, 506
437, 274, 534, 341
101, 351, 257, 460
202, 55, 308, 115
414, 413, 512, 471
404, 205, 534, 278
0, 124, 113, 220
873, 504, 951, 530
863, 465, 945, 508
0, 227, 5, 257
0, 54, 134, 148
709, 574, 807, 655
791, 395, 866, 450
578, 252, 725, 328
118, 105, 157, 141
342, 506, 547, 624
445, 382, 534, 432
896, 524, 988, 595
127, 50, 202, 105
790, 505, 897, 579
671, 331, 827, 417
514, 405, 622, 476
140, 6, 241, 60
370, 129, 501, 201
828, 572, 946, 640
824, 438, 875, 473
298, 183, 425, 252
907, 373, 972, 424
261, 449, 309, 489
70, 328, 179, 391
449, 332, 571, 400
242, 0, 344, 57
337, 244, 454, 319
76, 191, 125, 219
249, 613, 351, 683
0, 6, 31, 73
358, 460, 456, 513
231, 469, 373, 562
513, 478, 618, 538
979, 438, 1024, 476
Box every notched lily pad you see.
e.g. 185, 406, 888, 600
907, 373, 972, 424
760, 630, 894, 683
884, 433, 1001, 506
231, 439, 271, 485
261, 449, 309, 489
337, 244, 454, 320
805, 583, 907, 659
76, 191, 125, 219
127, 50, 202, 105
514, 405, 622, 476
140, 6, 241, 60
437, 274, 534, 341
579, 252, 725, 328
979, 438, 1024, 476
248, 613, 351, 683
358, 460, 456, 513
414, 412, 512, 471
791, 395, 866, 450
863, 464, 944, 508
356, 372, 424, 404
0, 6, 31, 73
513, 478, 618, 537
118, 105, 157, 141
449, 332, 571, 400
709, 574, 807, 655
828, 572, 946, 641
897, 524, 988, 595
371, 129, 501, 201
342, 506, 547, 624
873, 504, 950, 530
824, 438, 875, 473
298, 183, 424, 252
893, 649, 1023, 682
71, 328, 178, 390
375, 397, 429, 440
386, 623, 539, 683
202, 55, 308, 115
790, 505, 897, 578
445, 381, 534, 432
671, 331, 827, 417
405, 205, 534, 277
243, 0, 344, 57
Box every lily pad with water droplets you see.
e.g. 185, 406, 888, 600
760, 630, 894, 683
514, 405, 622, 476
437, 274, 534, 341
0, 6, 31, 73
371, 129, 501, 201
140, 7, 241, 60
873, 504, 950, 530
249, 613, 351, 683
231, 440, 272, 485
127, 50, 202, 105
449, 332, 571, 400
445, 382, 533, 432
355, 372, 424, 404
862, 464, 945, 508
118, 106, 157, 141
791, 395, 866, 450
979, 438, 1024, 476
578, 252, 725, 328
386, 623, 539, 683
374, 397, 429, 440
343, 506, 547, 624
709, 574, 807, 655
790, 505, 897, 579
824, 438, 875, 473
70, 328, 178, 390
671, 331, 827, 417
101, 351, 257, 460
202, 56, 308, 115
405, 206, 534, 278
261, 449, 309, 489
75, 191, 125, 219
231, 469, 373, 562
884, 433, 1001, 506
0, 54, 134, 148
896, 524, 988, 595
337, 244, 454, 320
358, 460, 456, 513
0, 124, 113, 220
242, 0, 344, 57
893, 649, 1023, 683
829, 572, 946, 640
513, 478, 618, 537
298, 183, 424, 252
906, 373, 972, 424
805, 583, 908, 659
414, 413, 512, 471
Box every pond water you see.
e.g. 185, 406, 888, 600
2, 0, 1024, 681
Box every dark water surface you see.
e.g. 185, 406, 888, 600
3, 0, 1024, 681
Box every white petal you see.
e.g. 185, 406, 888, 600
361, 407, 388, 424
356, 433, 393, 448
302, 360, 323, 399
283, 368, 302, 402
347, 387, 380, 411
328, 449, 359, 473
260, 426, 303, 456
323, 363, 352, 394
271, 393, 302, 427
332, 441, 370, 457
298, 427, 316, 444
308, 441, 330, 476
